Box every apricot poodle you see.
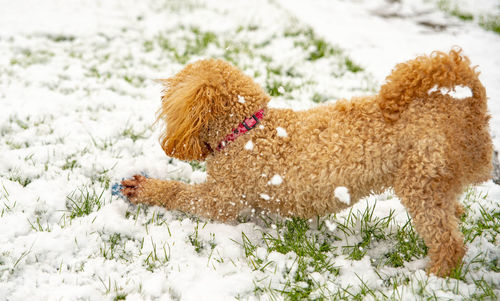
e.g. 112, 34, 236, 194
122, 49, 492, 276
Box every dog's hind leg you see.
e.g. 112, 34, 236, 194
122, 175, 244, 221
394, 143, 466, 276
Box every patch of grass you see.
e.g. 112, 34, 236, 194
287, 26, 341, 61
11, 116, 29, 130
90, 135, 115, 151
114, 294, 127, 301
143, 40, 154, 52
7, 169, 32, 187
156, 27, 219, 64
463, 203, 499, 244
384, 218, 427, 267
285, 25, 364, 75
222, 41, 253, 66
12, 247, 32, 271
100, 233, 135, 263
123, 74, 146, 87
461, 188, 499, 244
312, 92, 329, 103
5, 140, 29, 149
266, 80, 296, 97
98, 276, 128, 301
191, 27, 217, 50
308, 38, 339, 61
1, 185, 15, 218
471, 278, 497, 300
121, 125, 149, 142
189, 161, 206, 172
436, 0, 500, 35
143, 237, 170, 271
10, 49, 54, 67
480, 16, 500, 34
239, 200, 463, 299
339, 208, 391, 260
27, 216, 51, 232
66, 186, 106, 219
100, 233, 122, 260
91, 168, 114, 190
46, 34, 76, 42
189, 220, 206, 253
62, 155, 80, 171
345, 57, 363, 73
242, 218, 340, 299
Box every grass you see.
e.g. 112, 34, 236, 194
1, 185, 15, 218
148, 21, 367, 100
62, 156, 80, 171
233, 190, 500, 299
188, 220, 215, 254
121, 124, 149, 142
480, 16, 500, 35
7, 168, 32, 187
260, 218, 339, 299
143, 237, 171, 271
66, 186, 106, 219
312, 92, 330, 103
156, 26, 219, 64
9, 49, 54, 67
188, 160, 206, 172
461, 188, 500, 245
436, 0, 500, 35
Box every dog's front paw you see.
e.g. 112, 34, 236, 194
121, 174, 148, 204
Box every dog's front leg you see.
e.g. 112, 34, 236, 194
121, 175, 241, 221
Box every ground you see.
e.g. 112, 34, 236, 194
0, 0, 499, 300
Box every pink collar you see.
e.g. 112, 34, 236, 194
216, 109, 265, 151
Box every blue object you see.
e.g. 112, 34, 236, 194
111, 173, 149, 199
111, 182, 124, 198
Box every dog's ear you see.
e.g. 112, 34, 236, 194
156, 64, 228, 161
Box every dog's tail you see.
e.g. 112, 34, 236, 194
378, 48, 486, 122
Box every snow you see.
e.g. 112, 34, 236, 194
0, 0, 499, 299
276, 127, 288, 137
237, 95, 246, 103
260, 194, 271, 201
324, 220, 337, 232
334, 186, 351, 205
244, 140, 254, 150
269, 174, 283, 185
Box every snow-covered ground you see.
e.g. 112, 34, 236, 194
0, 0, 499, 300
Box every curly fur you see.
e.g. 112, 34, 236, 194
122, 49, 492, 277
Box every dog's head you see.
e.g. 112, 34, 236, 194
157, 59, 270, 160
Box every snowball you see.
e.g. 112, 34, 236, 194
269, 174, 283, 185
278, 86, 285, 94
334, 186, 350, 205
244, 140, 254, 150
260, 193, 271, 200
276, 127, 287, 137
428, 85, 472, 99
237, 95, 245, 103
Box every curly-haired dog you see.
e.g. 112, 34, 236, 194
122, 49, 492, 276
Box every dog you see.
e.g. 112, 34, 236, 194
122, 49, 492, 276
